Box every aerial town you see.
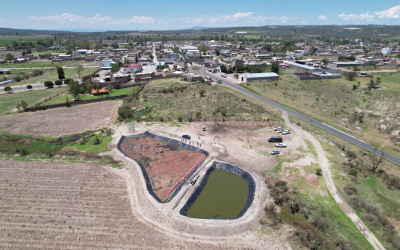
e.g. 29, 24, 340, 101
0, 2, 400, 250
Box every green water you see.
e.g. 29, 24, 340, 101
186, 168, 249, 219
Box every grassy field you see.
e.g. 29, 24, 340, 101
43, 87, 135, 105
138, 83, 280, 122
148, 78, 188, 87
260, 133, 373, 250
290, 115, 400, 250
5, 67, 100, 87
0, 60, 74, 69
0, 87, 65, 116
0, 36, 48, 46
240, 69, 400, 158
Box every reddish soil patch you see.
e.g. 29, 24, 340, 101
120, 135, 205, 201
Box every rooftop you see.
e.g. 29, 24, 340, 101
242, 72, 279, 78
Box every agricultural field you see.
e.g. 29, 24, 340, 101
240, 69, 400, 158
43, 87, 135, 105
0, 101, 121, 137
0, 161, 208, 249
120, 134, 206, 200
0, 87, 66, 116
0, 35, 48, 45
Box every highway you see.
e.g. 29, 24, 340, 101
199, 68, 400, 166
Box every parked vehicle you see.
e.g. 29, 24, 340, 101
218, 80, 222, 84
277, 129, 283, 133
274, 127, 282, 131
271, 150, 280, 155
202, 126, 206, 131
182, 135, 191, 139
282, 130, 291, 135
220, 72, 227, 78
268, 136, 283, 143
275, 143, 287, 148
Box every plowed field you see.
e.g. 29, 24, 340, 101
120, 135, 205, 200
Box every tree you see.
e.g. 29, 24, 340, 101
220, 64, 227, 73
44, 81, 54, 88
316, 167, 322, 176
111, 42, 119, 49
26, 85, 32, 90
16, 100, 28, 111
5, 53, 13, 62
199, 89, 206, 97
321, 58, 329, 68
69, 81, 81, 100
55, 79, 63, 87
4, 86, 13, 92
57, 66, 65, 80
106, 83, 114, 93
64, 78, 73, 85
197, 44, 209, 56
111, 63, 120, 73
369, 147, 384, 173
75, 64, 84, 79
271, 63, 280, 74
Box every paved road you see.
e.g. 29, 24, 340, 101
0, 83, 68, 93
199, 68, 400, 165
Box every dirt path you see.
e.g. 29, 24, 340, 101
282, 111, 386, 250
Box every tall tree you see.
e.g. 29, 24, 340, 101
57, 67, 65, 80
75, 64, 84, 79
271, 63, 280, 74
5, 53, 13, 62
69, 81, 81, 100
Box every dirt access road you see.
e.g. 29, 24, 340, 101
282, 111, 386, 250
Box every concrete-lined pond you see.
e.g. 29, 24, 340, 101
186, 168, 250, 219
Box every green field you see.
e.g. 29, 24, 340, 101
43, 87, 135, 105
0, 87, 65, 116
0, 36, 48, 46
5, 67, 100, 87
0, 60, 74, 69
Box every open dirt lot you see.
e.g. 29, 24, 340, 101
120, 134, 206, 200
0, 160, 292, 249
0, 101, 121, 137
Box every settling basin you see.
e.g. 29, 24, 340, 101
181, 162, 256, 220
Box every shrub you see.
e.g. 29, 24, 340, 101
13, 75, 22, 82
55, 79, 63, 87
64, 78, 73, 85
344, 184, 358, 195
316, 167, 322, 176
349, 168, 358, 177
44, 81, 54, 88
93, 136, 102, 145
26, 85, 32, 90
16, 148, 29, 156
4, 86, 13, 92
118, 104, 133, 121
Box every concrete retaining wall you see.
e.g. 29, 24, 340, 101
117, 131, 209, 203
180, 161, 256, 220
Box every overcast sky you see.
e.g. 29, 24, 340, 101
1, 0, 400, 31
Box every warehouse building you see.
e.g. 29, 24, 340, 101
239, 72, 279, 83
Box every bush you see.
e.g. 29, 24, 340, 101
118, 104, 133, 121
13, 75, 22, 82
64, 78, 73, 85
349, 168, 358, 177
316, 167, 322, 176
93, 136, 102, 145
16, 148, 29, 156
26, 85, 32, 90
344, 184, 358, 195
44, 81, 54, 88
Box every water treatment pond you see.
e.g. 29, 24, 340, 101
186, 168, 249, 219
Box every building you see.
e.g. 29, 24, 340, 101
382, 48, 392, 55
120, 64, 142, 74
255, 54, 271, 59
0, 69, 10, 75
101, 59, 114, 69
333, 62, 363, 67
239, 72, 279, 83
230, 60, 244, 67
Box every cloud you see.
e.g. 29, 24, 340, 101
28, 13, 155, 25
375, 5, 400, 18
302, 21, 307, 24
280, 16, 289, 23
319, 15, 328, 20
223, 12, 254, 20
193, 18, 204, 24
338, 12, 374, 21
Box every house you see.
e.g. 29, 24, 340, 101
255, 54, 272, 59
91, 87, 109, 95
239, 72, 279, 83
101, 59, 114, 69
0, 69, 10, 75
382, 48, 391, 55
120, 64, 142, 74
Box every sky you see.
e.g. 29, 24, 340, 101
1, 0, 400, 31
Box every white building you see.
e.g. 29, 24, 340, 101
120, 64, 142, 74
382, 48, 392, 55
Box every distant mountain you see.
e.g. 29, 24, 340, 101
190, 26, 217, 30
0, 27, 71, 34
